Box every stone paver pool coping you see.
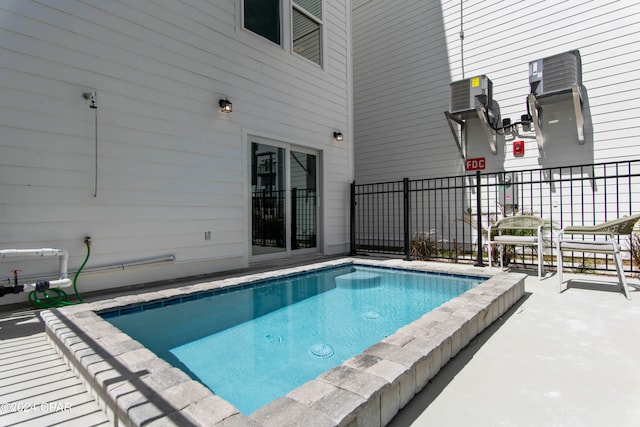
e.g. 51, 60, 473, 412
40, 258, 525, 426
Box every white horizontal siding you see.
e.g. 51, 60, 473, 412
0, 0, 352, 304
354, 0, 640, 182
353, 0, 455, 182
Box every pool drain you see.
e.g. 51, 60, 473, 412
310, 343, 334, 358
362, 311, 380, 320
265, 334, 284, 345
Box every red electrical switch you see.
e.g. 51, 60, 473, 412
513, 140, 525, 157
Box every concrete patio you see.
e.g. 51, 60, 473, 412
390, 268, 640, 427
1, 261, 639, 426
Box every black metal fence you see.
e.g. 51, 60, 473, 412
351, 159, 640, 273
252, 188, 317, 249
292, 188, 317, 249
252, 190, 285, 248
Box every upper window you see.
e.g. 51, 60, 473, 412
243, 0, 323, 66
244, 0, 281, 45
292, 0, 322, 65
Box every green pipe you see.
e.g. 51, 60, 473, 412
28, 240, 90, 309
72, 241, 90, 303
28, 288, 69, 309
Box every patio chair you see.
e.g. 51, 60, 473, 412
556, 214, 640, 299
488, 215, 547, 278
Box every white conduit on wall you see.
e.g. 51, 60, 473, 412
0, 248, 72, 290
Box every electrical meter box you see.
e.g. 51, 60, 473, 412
529, 50, 581, 98
450, 75, 493, 118
498, 172, 518, 213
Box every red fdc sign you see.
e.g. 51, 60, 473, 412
465, 157, 486, 171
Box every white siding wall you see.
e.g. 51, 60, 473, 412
0, 0, 352, 305
353, 0, 640, 183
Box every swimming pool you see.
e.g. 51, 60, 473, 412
102, 265, 481, 414
41, 258, 525, 426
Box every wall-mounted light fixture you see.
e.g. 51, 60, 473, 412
333, 131, 343, 142
219, 98, 232, 113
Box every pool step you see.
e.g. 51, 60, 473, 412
335, 270, 382, 289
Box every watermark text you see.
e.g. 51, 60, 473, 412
0, 401, 72, 414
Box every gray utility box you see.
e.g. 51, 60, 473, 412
498, 172, 518, 213
529, 50, 581, 100
450, 75, 493, 118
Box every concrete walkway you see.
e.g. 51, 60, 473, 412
1, 263, 639, 426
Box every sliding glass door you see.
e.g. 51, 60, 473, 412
251, 139, 318, 258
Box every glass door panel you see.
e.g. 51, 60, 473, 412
251, 142, 286, 256
290, 151, 317, 250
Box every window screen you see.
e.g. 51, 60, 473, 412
292, 3, 321, 65
294, 0, 322, 19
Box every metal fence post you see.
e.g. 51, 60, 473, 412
350, 181, 356, 255
404, 177, 412, 260
474, 170, 485, 267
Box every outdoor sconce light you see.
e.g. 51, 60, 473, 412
333, 131, 343, 142
219, 98, 232, 113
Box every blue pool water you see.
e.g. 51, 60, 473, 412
104, 265, 481, 414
